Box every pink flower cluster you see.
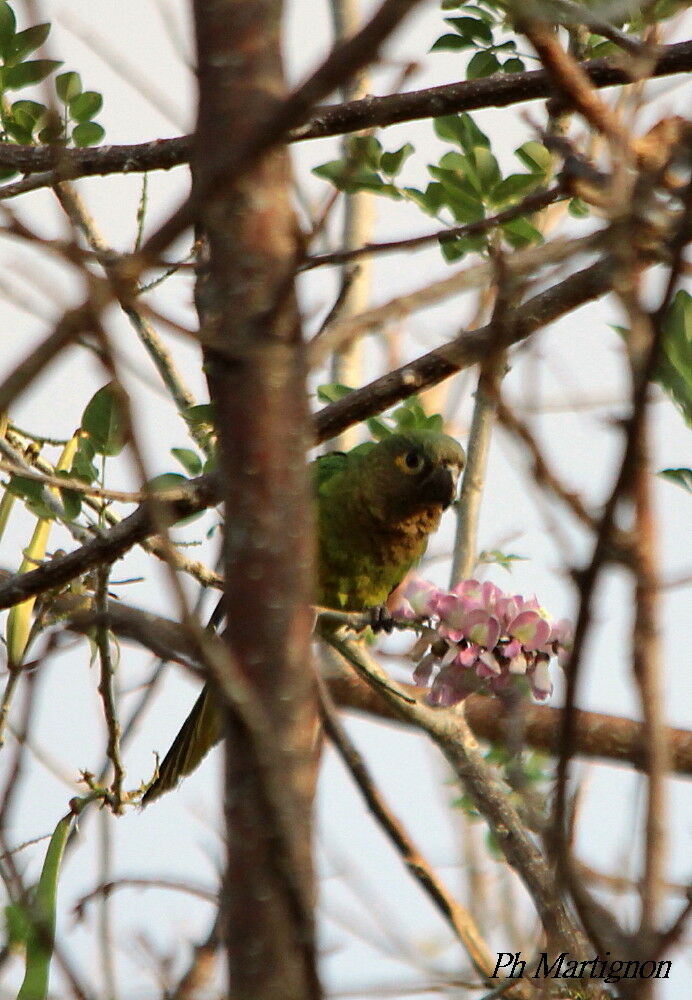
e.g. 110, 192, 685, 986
389, 577, 572, 706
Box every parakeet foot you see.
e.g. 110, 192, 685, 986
368, 604, 394, 633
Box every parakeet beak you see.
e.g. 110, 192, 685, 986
445, 459, 464, 506
424, 459, 463, 510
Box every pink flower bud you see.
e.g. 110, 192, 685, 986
464, 609, 501, 650
402, 576, 442, 616
507, 610, 551, 650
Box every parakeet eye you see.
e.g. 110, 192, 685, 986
396, 450, 426, 475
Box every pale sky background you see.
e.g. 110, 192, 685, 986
0, 2, 690, 998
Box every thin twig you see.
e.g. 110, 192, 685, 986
551, 177, 692, 877
316, 670, 530, 995
53, 183, 209, 455
494, 397, 596, 531
95, 565, 125, 812
0, 474, 218, 611
545, 0, 655, 57
308, 233, 602, 366
450, 250, 519, 584
302, 185, 565, 271
517, 14, 637, 152
97, 811, 118, 1000
74, 877, 217, 919
321, 629, 592, 959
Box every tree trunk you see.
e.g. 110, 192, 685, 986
191, 3, 319, 998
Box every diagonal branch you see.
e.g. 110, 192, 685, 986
0, 475, 218, 611
314, 253, 617, 442
322, 629, 593, 961
315, 673, 527, 993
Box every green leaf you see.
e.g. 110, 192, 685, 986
437, 151, 482, 193
654, 290, 692, 426
3, 59, 62, 90
68, 90, 102, 123
466, 50, 500, 79
81, 383, 127, 456
460, 4, 496, 24
147, 473, 203, 525
0, 2, 17, 60
171, 447, 203, 476
71, 121, 104, 147
55, 70, 81, 102
380, 142, 414, 177
587, 39, 618, 58
347, 135, 382, 170
365, 416, 392, 440
147, 472, 188, 493
445, 192, 485, 224
473, 146, 501, 192
490, 172, 541, 205
316, 382, 353, 404
12, 99, 46, 127
18, 810, 74, 1000
440, 233, 486, 261
429, 165, 484, 220
9, 23, 51, 64
502, 57, 525, 73
478, 548, 528, 571
183, 403, 215, 432
5, 476, 55, 520
501, 216, 543, 248
440, 239, 468, 263
312, 161, 387, 194
390, 398, 444, 432
37, 123, 65, 144
658, 468, 692, 493
4, 901, 32, 948
54, 473, 82, 521
3, 119, 33, 143
403, 182, 446, 216
515, 140, 552, 175
434, 113, 490, 153
70, 436, 98, 484
430, 33, 476, 52
568, 197, 590, 218
444, 16, 493, 42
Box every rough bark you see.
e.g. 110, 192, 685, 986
191, 3, 319, 999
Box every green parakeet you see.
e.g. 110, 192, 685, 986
143, 429, 465, 804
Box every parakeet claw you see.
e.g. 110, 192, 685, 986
369, 604, 394, 634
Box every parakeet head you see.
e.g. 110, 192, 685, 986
357, 430, 465, 524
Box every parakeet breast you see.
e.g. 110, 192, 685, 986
317, 501, 444, 611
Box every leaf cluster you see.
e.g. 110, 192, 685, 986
317, 384, 444, 441
313, 112, 551, 263
433, 0, 527, 78
0, 1, 104, 182
4, 384, 125, 522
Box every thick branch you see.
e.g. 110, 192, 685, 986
315, 254, 615, 442
328, 673, 692, 778
65, 603, 692, 778
0, 41, 688, 185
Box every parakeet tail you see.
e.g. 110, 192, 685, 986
142, 684, 221, 805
